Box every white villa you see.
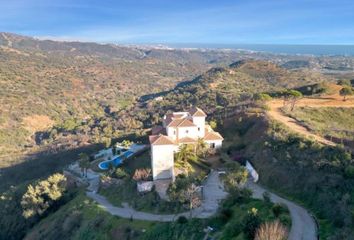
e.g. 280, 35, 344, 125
149, 107, 223, 181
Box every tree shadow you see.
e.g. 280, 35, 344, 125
0, 143, 102, 191
0, 132, 150, 192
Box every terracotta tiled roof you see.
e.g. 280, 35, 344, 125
204, 131, 224, 141
178, 118, 196, 127
167, 118, 196, 128
149, 135, 159, 144
150, 135, 175, 145
189, 107, 207, 117
178, 136, 197, 144
164, 112, 188, 126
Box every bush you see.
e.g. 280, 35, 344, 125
338, 79, 352, 87
220, 208, 233, 222
272, 203, 286, 217
222, 219, 243, 238
177, 216, 188, 224
344, 165, 354, 178
255, 220, 288, 240
132, 168, 151, 181
262, 191, 271, 204
254, 93, 272, 102
279, 215, 291, 226
243, 208, 262, 240
115, 168, 128, 179
21, 173, 67, 218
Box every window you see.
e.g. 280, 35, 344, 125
173, 130, 176, 135
186, 130, 189, 134
198, 127, 200, 131
210, 143, 215, 149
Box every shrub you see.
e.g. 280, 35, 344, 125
220, 208, 233, 222
272, 203, 286, 217
243, 208, 262, 240
279, 215, 291, 226
223, 219, 243, 238
344, 165, 354, 178
21, 173, 67, 218
254, 93, 272, 102
262, 191, 271, 204
177, 216, 188, 224
255, 220, 288, 240
115, 168, 128, 179
338, 79, 352, 87
132, 168, 151, 181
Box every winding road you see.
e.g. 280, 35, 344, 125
85, 170, 317, 239
246, 181, 317, 240
86, 170, 227, 221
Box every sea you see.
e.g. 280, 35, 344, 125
167, 43, 354, 56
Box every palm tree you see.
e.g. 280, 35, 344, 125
196, 138, 208, 158
175, 144, 195, 167
78, 153, 90, 177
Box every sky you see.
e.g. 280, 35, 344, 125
1, 0, 354, 45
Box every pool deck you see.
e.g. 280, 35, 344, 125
98, 144, 148, 170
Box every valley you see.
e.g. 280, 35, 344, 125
0, 33, 354, 240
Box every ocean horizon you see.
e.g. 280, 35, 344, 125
167, 43, 354, 56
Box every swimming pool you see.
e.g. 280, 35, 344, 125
98, 150, 135, 170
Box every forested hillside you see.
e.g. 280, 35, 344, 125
0, 32, 242, 164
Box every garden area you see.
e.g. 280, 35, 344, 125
141, 187, 291, 240
97, 144, 212, 214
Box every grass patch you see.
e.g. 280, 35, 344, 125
283, 107, 354, 141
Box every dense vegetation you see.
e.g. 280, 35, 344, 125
221, 112, 354, 239
24, 184, 290, 240
1, 32, 354, 239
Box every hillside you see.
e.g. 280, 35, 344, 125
148, 60, 332, 115
0, 32, 244, 164
1, 34, 353, 240
0, 33, 336, 170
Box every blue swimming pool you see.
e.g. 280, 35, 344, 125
98, 150, 135, 170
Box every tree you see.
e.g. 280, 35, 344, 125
224, 167, 248, 191
255, 220, 288, 240
78, 153, 90, 177
338, 79, 352, 87
21, 173, 67, 219
175, 144, 195, 168
243, 208, 261, 240
209, 120, 217, 130
339, 87, 354, 101
182, 183, 202, 218
254, 93, 272, 102
102, 137, 112, 148
196, 138, 208, 157
121, 139, 133, 148
286, 90, 303, 111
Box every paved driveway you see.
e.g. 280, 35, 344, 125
245, 181, 317, 240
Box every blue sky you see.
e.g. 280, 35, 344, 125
1, 0, 354, 44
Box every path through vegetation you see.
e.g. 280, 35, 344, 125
267, 91, 354, 147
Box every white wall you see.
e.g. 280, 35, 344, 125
177, 126, 198, 139
166, 126, 177, 140
192, 116, 205, 138
205, 140, 223, 149
151, 144, 175, 180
